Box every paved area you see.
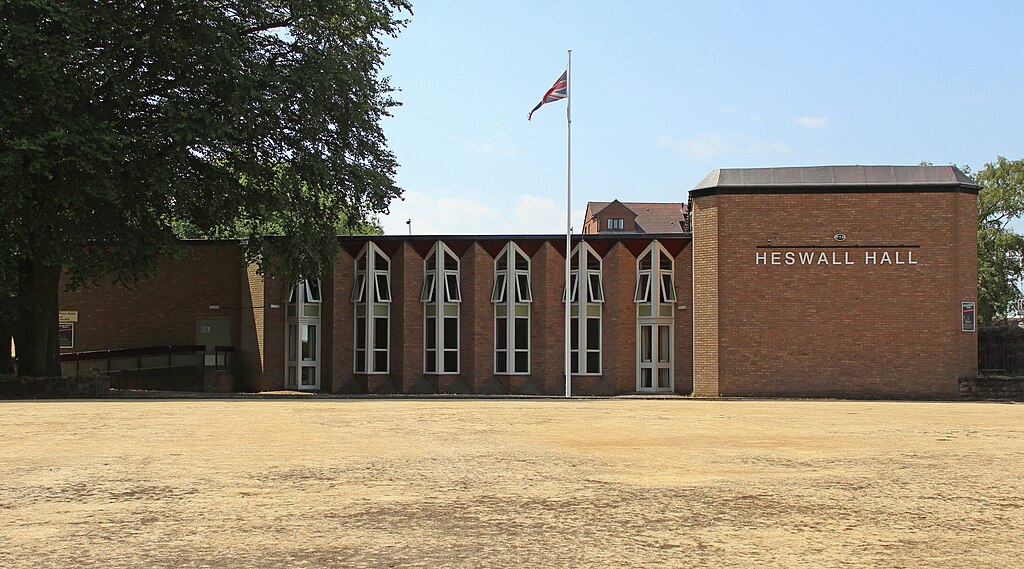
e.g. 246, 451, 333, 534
1, 398, 1022, 568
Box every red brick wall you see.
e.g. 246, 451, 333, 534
692, 190, 977, 398
692, 197, 720, 396
59, 243, 243, 353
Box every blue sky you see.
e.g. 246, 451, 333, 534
377, 1, 1024, 235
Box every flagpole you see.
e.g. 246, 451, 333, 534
565, 49, 572, 399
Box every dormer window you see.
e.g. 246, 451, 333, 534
607, 218, 624, 230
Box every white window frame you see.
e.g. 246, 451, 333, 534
353, 242, 391, 374
494, 242, 531, 375
562, 242, 603, 375
635, 240, 675, 392
423, 242, 461, 374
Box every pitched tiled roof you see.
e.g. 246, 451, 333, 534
587, 201, 688, 233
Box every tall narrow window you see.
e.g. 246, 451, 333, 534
562, 243, 603, 374
423, 242, 461, 374
286, 278, 322, 390
353, 243, 391, 374
635, 241, 675, 391
494, 242, 531, 374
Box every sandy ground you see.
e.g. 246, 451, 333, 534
0, 398, 1022, 568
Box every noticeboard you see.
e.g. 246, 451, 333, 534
962, 302, 976, 333
58, 322, 74, 348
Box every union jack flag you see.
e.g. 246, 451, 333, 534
527, 70, 567, 121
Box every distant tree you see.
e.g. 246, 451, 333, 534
974, 157, 1024, 324
0, 0, 410, 376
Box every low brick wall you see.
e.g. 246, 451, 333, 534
959, 376, 1024, 401
0, 375, 110, 399
203, 371, 236, 393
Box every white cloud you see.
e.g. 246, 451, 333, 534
382, 191, 585, 235
462, 130, 517, 159
657, 131, 790, 161
794, 116, 830, 129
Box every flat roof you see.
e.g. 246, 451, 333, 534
691, 165, 979, 196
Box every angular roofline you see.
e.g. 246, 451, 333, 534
691, 165, 979, 197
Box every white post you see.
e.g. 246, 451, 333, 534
565, 49, 572, 399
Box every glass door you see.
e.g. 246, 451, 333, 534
638, 323, 672, 391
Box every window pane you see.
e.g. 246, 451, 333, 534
421, 274, 435, 302
658, 368, 670, 389
571, 354, 579, 374
639, 251, 652, 271
287, 366, 297, 388
443, 317, 458, 350
288, 286, 296, 304
374, 317, 388, 349
514, 351, 528, 373
588, 273, 604, 303
443, 351, 458, 373
355, 350, 366, 373
660, 273, 676, 303
445, 273, 461, 302
514, 317, 528, 350
570, 251, 580, 271
375, 273, 391, 303
302, 304, 320, 317
586, 318, 600, 349
426, 351, 436, 373
660, 250, 672, 270
305, 279, 322, 303
496, 251, 508, 271
496, 351, 507, 373
641, 326, 652, 362
375, 253, 389, 271
491, 273, 506, 303
587, 250, 600, 271
425, 317, 436, 349
373, 351, 387, 372
301, 325, 316, 361
426, 250, 436, 271
301, 366, 316, 386
658, 325, 671, 363
563, 273, 578, 303
496, 317, 507, 350
351, 274, 365, 302
635, 273, 651, 303
357, 252, 367, 271
516, 273, 532, 302
444, 250, 458, 271
514, 250, 528, 271
287, 325, 297, 361
356, 317, 366, 349
570, 317, 579, 350
641, 368, 653, 389
586, 352, 600, 374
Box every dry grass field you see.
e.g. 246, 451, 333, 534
1, 397, 1022, 568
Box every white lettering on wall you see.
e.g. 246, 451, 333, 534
754, 248, 920, 267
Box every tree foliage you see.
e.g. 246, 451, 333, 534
0, 0, 410, 375
975, 157, 1024, 325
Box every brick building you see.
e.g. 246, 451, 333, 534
58, 165, 979, 398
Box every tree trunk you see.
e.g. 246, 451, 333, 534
0, 326, 13, 375
14, 259, 62, 377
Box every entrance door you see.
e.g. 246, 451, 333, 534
638, 323, 672, 391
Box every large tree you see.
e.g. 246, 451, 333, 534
975, 157, 1024, 325
0, 0, 409, 376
